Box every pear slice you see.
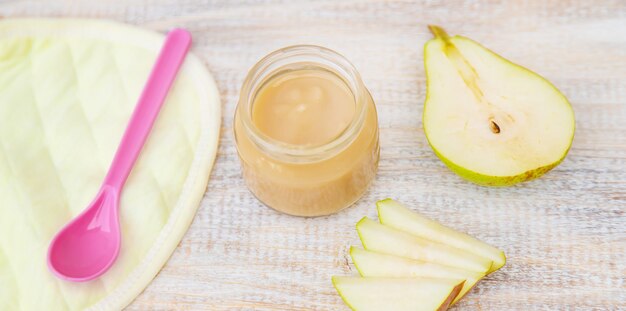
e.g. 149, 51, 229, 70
350, 247, 483, 304
332, 276, 464, 311
377, 199, 505, 273
423, 25, 575, 186
357, 217, 492, 273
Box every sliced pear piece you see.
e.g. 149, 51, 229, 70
423, 25, 575, 186
377, 199, 506, 273
350, 247, 483, 304
332, 276, 464, 311
356, 217, 492, 273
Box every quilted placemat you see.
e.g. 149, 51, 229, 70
0, 18, 220, 310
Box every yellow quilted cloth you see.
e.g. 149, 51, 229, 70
0, 19, 220, 310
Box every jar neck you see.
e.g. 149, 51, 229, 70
238, 45, 368, 163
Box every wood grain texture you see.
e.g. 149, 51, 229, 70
2, 0, 625, 310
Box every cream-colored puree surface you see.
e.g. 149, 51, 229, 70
252, 69, 355, 146
0, 19, 220, 310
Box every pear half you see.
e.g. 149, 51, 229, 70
332, 276, 464, 311
423, 25, 575, 186
350, 247, 483, 304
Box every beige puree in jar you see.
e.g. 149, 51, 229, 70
234, 45, 379, 216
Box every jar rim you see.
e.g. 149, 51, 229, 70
237, 45, 368, 163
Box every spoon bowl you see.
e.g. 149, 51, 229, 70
48, 187, 120, 281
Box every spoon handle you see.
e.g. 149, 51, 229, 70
103, 29, 192, 190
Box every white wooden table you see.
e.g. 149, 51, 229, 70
2, 1, 625, 310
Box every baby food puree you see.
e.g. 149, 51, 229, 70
252, 69, 355, 146
235, 45, 379, 216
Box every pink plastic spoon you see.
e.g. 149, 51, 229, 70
47, 29, 192, 282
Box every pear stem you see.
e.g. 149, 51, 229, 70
428, 25, 450, 41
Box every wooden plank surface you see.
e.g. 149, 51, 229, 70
2, 0, 625, 310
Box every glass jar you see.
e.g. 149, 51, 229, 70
234, 45, 379, 217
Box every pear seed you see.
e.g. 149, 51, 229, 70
490, 120, 501, 134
